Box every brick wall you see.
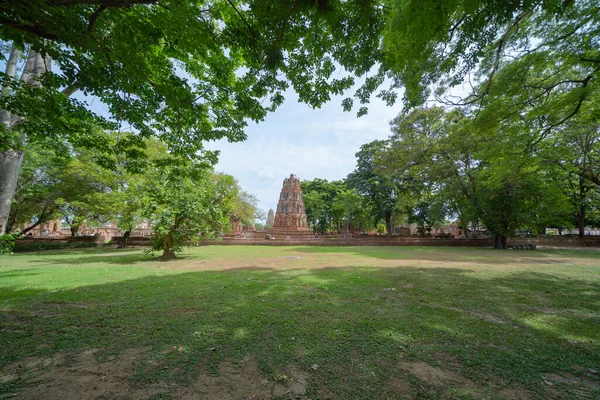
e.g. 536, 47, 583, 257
14, 235, 600, 252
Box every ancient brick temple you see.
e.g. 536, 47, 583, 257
270, 174, 311, 238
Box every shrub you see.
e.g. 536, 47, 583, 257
0, 233, 19, 254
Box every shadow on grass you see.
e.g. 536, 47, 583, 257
0, 269, 40, 278
1, 264, 599, 398
288, 245, 600, 263
12, 245, 600, 269
26, 249, 196, 266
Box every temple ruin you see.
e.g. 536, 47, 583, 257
270, 174, 311, 238
266, 208, 275, 228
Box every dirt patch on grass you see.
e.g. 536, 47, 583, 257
387, 376, 413, 398
542, 372, 600, 394
178, 355, 308, 399
396, 354, 539, 399
1, 347, 152, 400
398, 359, 471, 388
496, 387, 533, 399
1, 349, 310, 400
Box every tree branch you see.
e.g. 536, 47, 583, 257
225, 0, 259, 43
87, 5, 107, 32
50, 0, 157, 6
0, 16, 58, 40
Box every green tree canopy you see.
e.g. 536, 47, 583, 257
1, 0, 389, 155
346, 139, 399, 236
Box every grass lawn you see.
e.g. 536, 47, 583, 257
1, 245, 599, 399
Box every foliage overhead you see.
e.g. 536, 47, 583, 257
0, 0, 389, 157
383, 0, 599, 131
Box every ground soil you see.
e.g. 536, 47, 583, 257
1, 349, 309, 400
3, 348, 590, 399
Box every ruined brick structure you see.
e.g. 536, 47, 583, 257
270, 174, 311, 238
231, 218, 243, 237
266, 208, 275, 228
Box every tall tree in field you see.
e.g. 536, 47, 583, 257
332, 189, 362, 238
301, 179, 346, 234
142, 164, 235, 260
5, 143, 67, 235
540, 119, 600, 236
347, 140, 399, 237
302, 190, 325, 237
223, 175, 258, 233
0, 0, 390, 234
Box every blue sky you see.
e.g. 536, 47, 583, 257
205, 88, 402, 218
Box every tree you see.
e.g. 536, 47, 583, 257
383, 0, 599, 119
54, 151, 117, 236
382, 107, 484, 235
223, 175, 258, 234
6, 140, 119, 236
332, 189, 362, 237
378, 105, 578, 247
541, 119, 600, 236
142, 164, 234, 260
302, 190, 325, 237
5, 143, 66, 234
347, 140, 399, 237
405, 196, 446, 237
301, 179, 346, 234
0, 0, 390, 234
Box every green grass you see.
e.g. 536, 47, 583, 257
1, 245, 599, 399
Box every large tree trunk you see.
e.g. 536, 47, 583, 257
577, 176, 586, 238
0, 44, 23, 235
343, 217, 350, 239
0, 150, 25, 234
384, 214, 392, 238
160, 227, 176, 260
118, 229, 131, 248
576, 206, 585, 238
493, 234, 508, 249
0, 50, 49, 235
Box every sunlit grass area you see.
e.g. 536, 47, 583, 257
1, 246, 599, 399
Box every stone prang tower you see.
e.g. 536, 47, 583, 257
270, 174, 311, 238
266, 208, 275, 228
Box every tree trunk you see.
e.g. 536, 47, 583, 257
0, 43, 21, 121
493, 234, 507, 249
0, 150, 25, 234
576, 206, 585, 238
118, 229, 131, 248
0, 50, 49, 235
70, 226, 78, 237
577, 176, 586, 238
160, 227, 176, 260
385, 214, 392, 238
343, 217, 350, 239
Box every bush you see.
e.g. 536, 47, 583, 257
0, 233, 19, 254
